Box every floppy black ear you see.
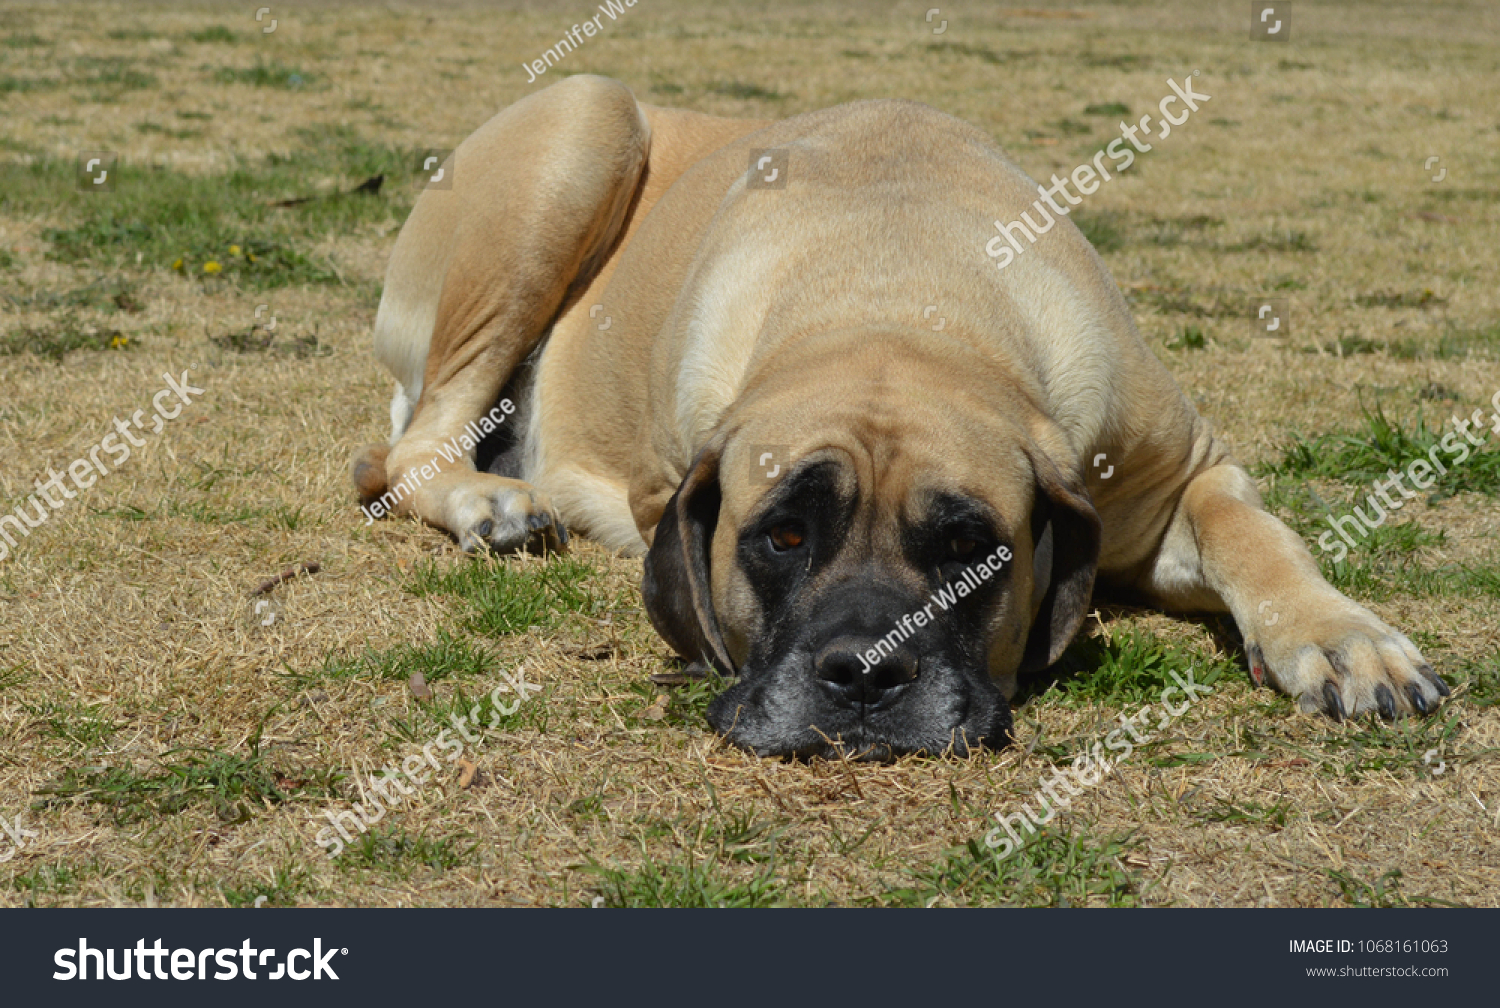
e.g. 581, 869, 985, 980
1019, 448, 1102, 673
642, 445, 736, 676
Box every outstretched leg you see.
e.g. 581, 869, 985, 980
353, 74, 651, 552
1141, 463, 1449, 719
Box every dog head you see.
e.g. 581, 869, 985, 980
642, 329, 1100, 759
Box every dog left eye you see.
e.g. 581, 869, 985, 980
768, 524, 805, 552
947, 537, 978, 560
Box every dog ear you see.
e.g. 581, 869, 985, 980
1019, 446, 1102, 673
642, 444, 736, 676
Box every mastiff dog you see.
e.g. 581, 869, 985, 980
351, 75, 1449, 759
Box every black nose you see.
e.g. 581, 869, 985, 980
814, 636, 919, 706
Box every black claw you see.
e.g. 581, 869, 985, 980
1322, 681, 1346, 722
1375, 683, 1396, 720
476, 519, 494, 538
557, 522, 570, 545
1406, 681, 1431, 715
1419, 665, 1452, 696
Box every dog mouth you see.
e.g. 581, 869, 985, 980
703, 659, 1013, 762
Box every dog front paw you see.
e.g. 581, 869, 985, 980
1248, 597, 1449, 720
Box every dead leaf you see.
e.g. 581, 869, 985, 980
408, 670, 432, 701
642, 694, 669, 720
457, 758, 477, 788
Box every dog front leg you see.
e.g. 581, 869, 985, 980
1145, 463, 1449, 719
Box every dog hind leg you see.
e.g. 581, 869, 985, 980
355, 74, 651, 553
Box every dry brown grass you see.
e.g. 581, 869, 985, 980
0, 0, 1496, 907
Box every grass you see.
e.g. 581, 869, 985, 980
212, 62, 320, 90
292, 629, 499, 688
407, 555, 601, 637
32, 744, 338, 826
877, 825, 1145, 907
1264, 404, 1500, 501
0, 312, 132, 361
1027, 626, 1235, 708
340, 828, 478, 877
581, 850, 786, 907
0, 133, 417, 290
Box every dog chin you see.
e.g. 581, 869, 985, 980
705, 666, 1013, 761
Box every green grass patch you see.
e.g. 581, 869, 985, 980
581, 850, 785, 907
385, 675, 549, 744
407, 555, 601, 637
25, 700, 118, 748
1071, 209, 1124, 253
0, 313, 131, 362
2, 130, 417, 289
33, 743, 338, 826
1083, 101, 1129, 116
221, 866, 314, 907
706, 80, 793, 100
1195, 796, 1289, 829
877, 825, 1144, 907
1326, 867, 1463, 908
187, 26, 239, 44
339, 827, 477, 877
1264, 404, 1500, 501
212, 61, 319, 90
0, 75, 61, 94
1165, 324, 1207, 350
1314, 709, 1465, 782
1028, 626, 1234, 707
12, 861, 87, 907
292, 629, 498, 688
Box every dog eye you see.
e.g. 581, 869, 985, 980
768, 524, 805, 552
947, 537, 978, 560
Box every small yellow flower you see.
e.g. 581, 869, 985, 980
110, 335, 130, 349
247, 253, 259, 263
203, 260, 222, 274
172, 257, 184, 271
229, 245, 242, 257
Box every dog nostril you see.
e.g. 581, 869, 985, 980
814, 639, 918, 700
814, 649, 861, 686
867, 653, 918, 691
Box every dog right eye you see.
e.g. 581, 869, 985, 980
768, 524, 805, 552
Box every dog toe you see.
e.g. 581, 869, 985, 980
1258, 602, 1445, 721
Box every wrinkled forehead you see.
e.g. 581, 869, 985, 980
717, 424, 1036, 545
